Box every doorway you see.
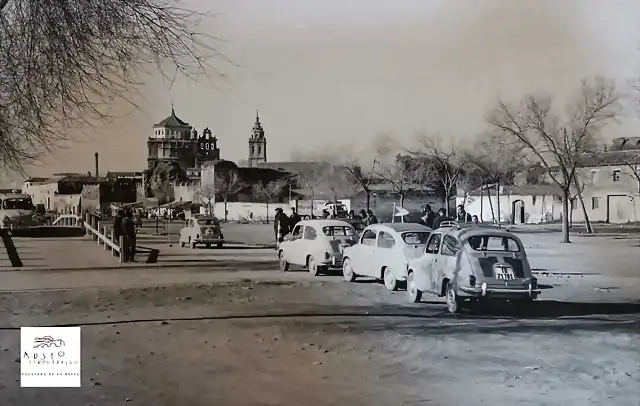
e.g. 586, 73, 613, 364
512, 199, 525, 224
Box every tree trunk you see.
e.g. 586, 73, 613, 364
496, 182, 501, 228
574, 176, 593, 234
310, 197, 314, 219
223, 198, 228, 223
400, 195, 405, 223
561, 189, 570, 243
365, 190, 371, 211
444, 191, 450, 217
569, 198, 574, 228
486, 186, 496, 224
265, 198, 270, 224
479, 177, 484, 222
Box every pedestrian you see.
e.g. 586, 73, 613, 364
289, 207, 302, 231
366, 210, 378, 225
472, 215, 479, 224
456, 205, 472, 223
122, 210, 137, 262
322, 209, 330, 219
432, 208, 450, 229
419, 204, 436, 229
113, 209, 124, 256
274, 208, 289, 249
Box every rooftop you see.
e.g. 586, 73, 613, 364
154, 107, 190, 128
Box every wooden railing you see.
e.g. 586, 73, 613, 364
84, 213, 123, 263
52, 214, 82, 227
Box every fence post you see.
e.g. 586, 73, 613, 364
85, 213, 90, 236
118, 235, 124, 263
110, 229, 115, 256
103, 225, 109, 250
97, 221, 101, 245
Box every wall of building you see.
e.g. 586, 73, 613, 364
22, 182, 59, 208
571, 165, 640, 223
457, 194, 562, 224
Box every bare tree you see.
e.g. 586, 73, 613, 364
376, 154, 431, 209
252, 180, 286, 223
0, 0, 226, 173
487, 77, 620, 242
411, 135, 467, 217
194, 182, 215, 215
466, 132, 525, 225
292, 163, 331, 218
214, 171, 246, 222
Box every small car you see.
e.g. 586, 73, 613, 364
0, 193, 37, 229
341, 223, 432, 290
278, 219, 357, 276
179, 216, 224, 248
407, 222, 541, 313
342, 218, 366, 237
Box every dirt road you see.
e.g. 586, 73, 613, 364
1, 279, 639, 406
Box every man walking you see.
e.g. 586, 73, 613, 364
274, 208, 289, 249
289, 207, 302, 231
113, 209, 124, 258
122, 210, 137, 262
420, 204, 436, 228
456, 205, 472, 223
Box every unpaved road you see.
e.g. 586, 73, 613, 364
1, 279, 639, 406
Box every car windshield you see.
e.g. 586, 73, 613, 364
197, 218, 219, 226
401, 231, 431, 245
467, 235, 520, 252
2, 198, 33, 210
322, 226, 356, 236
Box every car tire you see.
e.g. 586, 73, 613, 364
180, 241, 185, 248
342, 258, 357, 282
205, 243, 211, 248
407, 271, 422, 303
191, 240, 197, 249
217, 241, 223, 248
308, 256, 321, 276
278, 251, 290, 272
513, 298, 534, 315
383, 268, 398, 291
446, 281, 464, 314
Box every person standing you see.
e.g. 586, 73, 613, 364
274, 208, 289, 249
122, 210, 137, 262
366, 210, 378, 225
289, 207, 302, 231
113, 209, 124, 258
420, 204, 436, 228
456, 205, 472, 223
433, 208, 450, 229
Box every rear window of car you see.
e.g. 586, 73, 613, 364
322, 226, 356, 236
401, 232, 430, 245
467, 235, 520, 252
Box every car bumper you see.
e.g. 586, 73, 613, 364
460, 283, 541, 299
196, 238, 224, 243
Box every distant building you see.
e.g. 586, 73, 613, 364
247, 111, 267, 167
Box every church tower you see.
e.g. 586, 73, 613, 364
248, 110, 267, 167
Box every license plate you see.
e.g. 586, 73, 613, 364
494, 265, 515, 280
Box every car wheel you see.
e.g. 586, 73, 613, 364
217, 241, 223, 248
180, 241, 185, 248
191, 240, 197, 249
513, 298, 534, 315
308, 256, 321, 276
446, 281, 464, 314
278, 251, 290, 272
383, 268, 398, 291
205, 243, 211, 248
407, 271, 422, 303
342, 258, 356, 282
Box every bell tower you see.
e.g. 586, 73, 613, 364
248, 110, 267, 167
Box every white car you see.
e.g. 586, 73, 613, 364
341, 223, 432, 290
179, 216, 224, 248
278, 219, 357, 276
406, 223, 540, 313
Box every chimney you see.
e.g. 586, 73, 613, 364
94, 152, 99, 179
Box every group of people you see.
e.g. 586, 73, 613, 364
419, 204, 478, 229
112, 209, 138, 262
273, 207, 303, 245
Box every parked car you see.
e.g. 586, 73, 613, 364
179, 216, 224, 248
342, 218, 366, 237
341, 223, 432, 290
406, 223, 541, 313
278, 219, 358, 276
0, 193, 37, 229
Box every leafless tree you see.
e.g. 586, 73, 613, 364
194, 182, 216, 215
410, 135, 467, 217
214, 171, 246, 222
340, 154, 378, 212
292, 163, 331, 218
487, 77, 620, 242
376, 154, 431, 209
0, 0, 226, 173
252, 180, 286, 223
465, 132, 525, 225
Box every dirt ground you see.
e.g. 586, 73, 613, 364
1, 280, 639, 406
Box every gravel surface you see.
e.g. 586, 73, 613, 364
1, 280, 639, 405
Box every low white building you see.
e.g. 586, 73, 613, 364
457, 184, 563, 224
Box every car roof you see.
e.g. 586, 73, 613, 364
194, 216, 219, 221
0, 193, 31, 199
369, 223, 432, 233
300, 219, 353, 227
434, 225, 520, 241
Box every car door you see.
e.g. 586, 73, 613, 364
375, 231, 407, 281
353, 228, 377, 277
439, 235, 462, 286
284, 224, 305, 265
412, 233, 442, 294
302, 225, 322, 264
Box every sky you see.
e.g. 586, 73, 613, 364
17, 0, 640, 181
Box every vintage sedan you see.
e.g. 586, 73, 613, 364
407, 225, 541, 313
179, 216, 224, 248
278, 219, 357, 276
341, 223, 432, 290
